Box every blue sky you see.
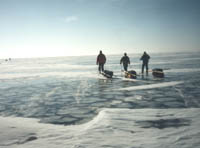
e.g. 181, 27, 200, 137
0, 0, 200, 58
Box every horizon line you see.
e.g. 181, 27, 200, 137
0, 50, 199, 60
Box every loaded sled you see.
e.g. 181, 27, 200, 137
101, 70, 113, 78
152, 68, 164, 78
125, 70, 137, 79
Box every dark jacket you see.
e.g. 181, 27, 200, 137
140, 53, 150, 64
120, 56, 130, 65
97, 54, 106, 64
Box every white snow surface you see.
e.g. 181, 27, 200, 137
0, 108, 200, 148
116, 81, 184, 91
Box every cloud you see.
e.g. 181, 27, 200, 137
64, 16, 79, 23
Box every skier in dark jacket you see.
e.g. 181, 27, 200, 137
140, 51, 150, 75
96, 50, 106, 73
120, 53, 130, 71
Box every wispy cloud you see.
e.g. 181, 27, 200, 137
64, 16, 79, 23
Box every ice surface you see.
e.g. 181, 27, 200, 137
166, 68, 200, 73
0, 108, 200, 148
116, 81, 184, 91
1, 52, 200, 148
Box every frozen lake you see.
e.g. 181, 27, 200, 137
0, 52, 200, 147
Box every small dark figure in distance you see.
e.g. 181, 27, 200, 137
120, 53, 130, 71
96, 50, 106, 73
140, 51, 150, 75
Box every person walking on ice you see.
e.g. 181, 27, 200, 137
96, 50, 106, 73
140, 51, 150, 75
120, 53, 130, 71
